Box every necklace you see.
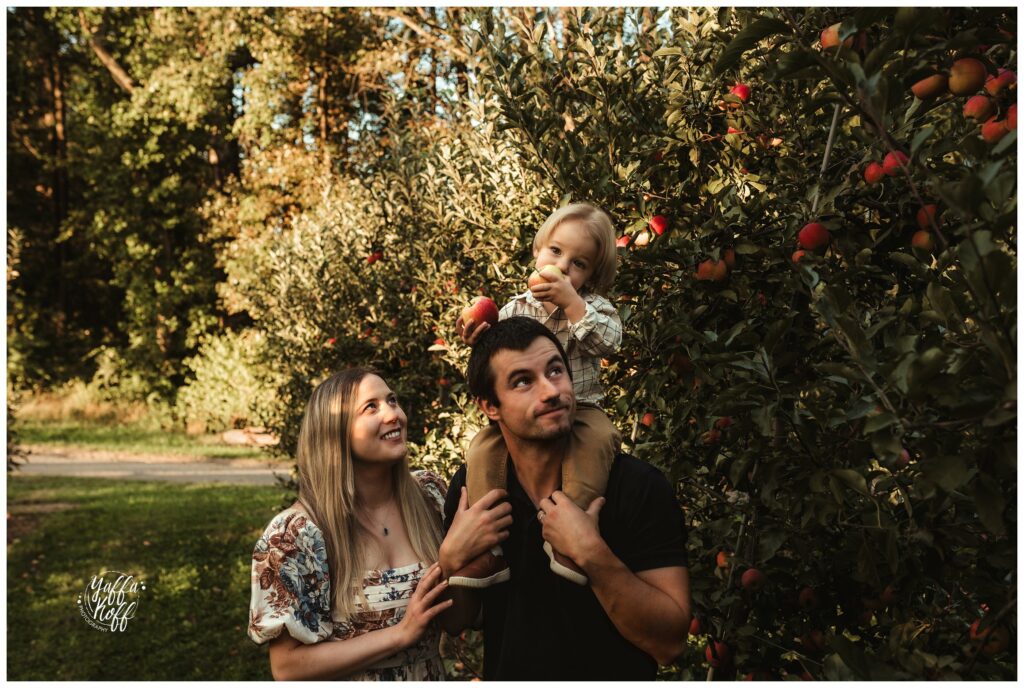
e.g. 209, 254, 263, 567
360, 501, 396, 537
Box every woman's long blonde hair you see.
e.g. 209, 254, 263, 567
295, 367, 442, 618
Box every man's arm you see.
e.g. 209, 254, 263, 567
437, 471, 511, 635
539, 491, 691, 665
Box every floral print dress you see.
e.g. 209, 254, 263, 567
248, 470, 449, 681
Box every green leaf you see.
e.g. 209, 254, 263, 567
652, 46, 683, 58
833, 468, 870, 497
992, 129, 1017, 155
713, 17, 790, 76
922, 455, 971, 492
910, 126, 934, 156
972, 475, 1006, 535
829, 635, 872, 679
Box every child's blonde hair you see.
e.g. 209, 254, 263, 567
533, 202, 617, 295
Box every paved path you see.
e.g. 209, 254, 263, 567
12, 447, 291, 486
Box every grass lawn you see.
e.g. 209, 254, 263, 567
7, 475, 290, 680
16, 420, 269, 460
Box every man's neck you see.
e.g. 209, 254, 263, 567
504, 431, 567, 506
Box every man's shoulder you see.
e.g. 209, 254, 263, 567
609, 451, 668, 482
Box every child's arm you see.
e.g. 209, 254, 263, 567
568, 294, 623, 357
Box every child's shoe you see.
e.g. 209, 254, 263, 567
542, 541, 588, 585
448, 546, 511, 588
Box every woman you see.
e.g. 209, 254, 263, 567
247, 367, 454, 680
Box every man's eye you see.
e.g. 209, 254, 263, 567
549, 366, 564, 377
512, 378, 528, 388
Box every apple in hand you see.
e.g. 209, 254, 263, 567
528, 264, 564, 288
461, 296, 499, 329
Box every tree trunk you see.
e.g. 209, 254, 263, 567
319, 11, 330, 174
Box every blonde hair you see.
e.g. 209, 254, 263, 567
295, 367, 442, 619
533, 202, 618, 295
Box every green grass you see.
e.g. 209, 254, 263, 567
7, 475, 292, 680
16, 420, 269, 460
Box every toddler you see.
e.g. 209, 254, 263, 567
452, 202, 623, 587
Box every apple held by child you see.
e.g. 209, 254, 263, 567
461, 296, 499, 329
528, 264, 565, 288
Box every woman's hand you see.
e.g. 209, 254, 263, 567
439, 487, 513, 576
456, 315, 491, 346
393, 563, 453, 649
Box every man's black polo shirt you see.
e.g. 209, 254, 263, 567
442, 452, 688, 681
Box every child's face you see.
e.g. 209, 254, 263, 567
533, 219, 599, 292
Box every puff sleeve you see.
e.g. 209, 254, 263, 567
248, 509, 334, 645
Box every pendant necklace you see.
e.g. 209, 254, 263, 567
363, 501, 395, 537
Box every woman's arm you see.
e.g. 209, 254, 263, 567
268, 562, 452, 681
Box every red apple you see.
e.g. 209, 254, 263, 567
982, 117, 1010, 143
461, 296, 499, 329
820, 23, 851, 50
705, 641, 731, 667
798, 222, 830, 250
801, 629, 826, 653
723, 248, 736, 269
798, 586, 820, 610
689, 617, 702, 635
727, 126, 742, 134
716, 551, 731, 568
702, 428, 722, 445
696, 259, 727, 281
911, 73, 948, 100
715, 416, 734, 429
741, 568, 766, 592
616, 235, 632, 248
963, 95, 996, 122
882, 150, 909, 176
791, 250, 807, 264
895, 448, 911, 468
970, 618, 1011, 656
948, 58, 987, 96
911, 230, 934, 252
649, 214, 669, 235
634, 230, 651, 247
730, 83, 751, 102
527, 264, 564, 288
916, 204, 941, 230
985, 68, 1017, 96
641, 411, 656, 427
433, 338, 446, 347
863, 161, 885, 185
1007, 104, 1017, 130
367, 250, 383, 264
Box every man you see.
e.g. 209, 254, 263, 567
439, 316, 691, 680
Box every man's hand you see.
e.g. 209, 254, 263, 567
529, 273, 584, 313
537, 490, 606, 566
439, 487, 512, 577
456, 315, 491, 346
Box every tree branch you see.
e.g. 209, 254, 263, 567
370, 8, 470, 62
78, 10, 136, 94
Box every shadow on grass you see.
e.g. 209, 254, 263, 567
7, 475, 294, 680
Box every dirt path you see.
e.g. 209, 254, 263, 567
11, 446, 291, 486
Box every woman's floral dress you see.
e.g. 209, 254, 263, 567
248, 470, 449, 680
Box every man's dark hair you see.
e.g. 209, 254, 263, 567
467, 316, 572, 408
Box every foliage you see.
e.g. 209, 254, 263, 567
469, 7, 1015, 680
176, 329, 277, 433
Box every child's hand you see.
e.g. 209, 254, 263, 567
530, 272, 584, 312
456, 315, 491, 346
